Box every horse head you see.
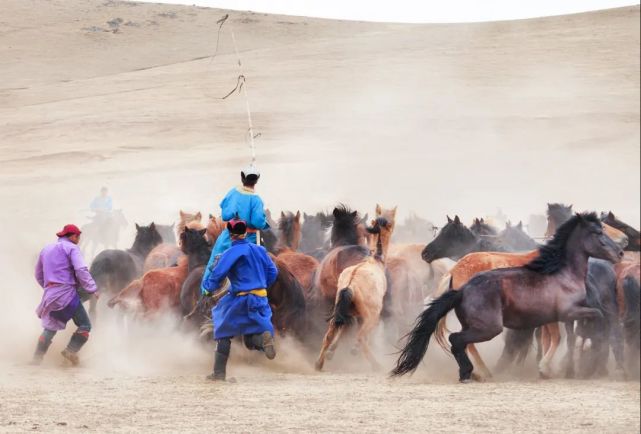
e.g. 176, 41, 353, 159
545, 203, 573, 238
498, 220, 538, 251
367, 205, 397, 261
422, 215, 477, 263
180, 226, 208, 254
601, 211, 640, 251
278, 211, 302, 251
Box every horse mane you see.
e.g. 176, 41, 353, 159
278, 212, 297, 249
331, 204, 361, 247
526, 213, 600, 274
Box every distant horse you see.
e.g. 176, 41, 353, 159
206, 214, 225, 246
314, 204, 371, 303
316, 207, 396, 371
392, 212, 435, 244
155, 223, 176, 244
80, 209, 128, 259
143, 214, 201, 273
602, 211, 640, 251
89, 223, 163, 317
392, 213, 623, 382
275, 211, 319, 291
300, 211, 333, 260
177, 210, 202, 238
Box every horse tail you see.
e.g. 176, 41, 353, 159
433, 274, 453, 354
332, 288, 353, 328
623, 275, 640, 340
391, 289, 463, 377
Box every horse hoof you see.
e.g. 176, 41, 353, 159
326, 351, 334, 361
314, 360, 323, 371
459, 378, 473, 384
538, 371, 551, 380
470, 373, 485, 383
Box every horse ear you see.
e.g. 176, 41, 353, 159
150, 222, 156, 230
517, 221, 523, 229
333, 208, 340, 218
198, 228, 207, 236
195, 212, 202, 221
454, 215, 461, 224
569, 205, 573, 211
180, 210, 185, 218
351, 211, 358, 217
135, 223, 140, 230
280, 211, 285, 219
505, 221, 511, 228
209, 213, 213, 219
295, 211, 301, 221
447, 215, 452, 223
376, 204, 382, 216
608, 211, 615, 219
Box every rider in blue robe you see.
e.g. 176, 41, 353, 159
201, 218, 279, 381
201, 165, 269, 292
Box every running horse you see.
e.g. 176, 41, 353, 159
316, 206, 396, 371
80, 209, 128, 259
392, 213, 624, 382
274, 211, 320, 291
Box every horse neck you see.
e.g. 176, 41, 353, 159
130, 237, 155, 258
188, 244, 211, 270
562, 230, 591, 281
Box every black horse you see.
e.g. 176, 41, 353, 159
601, 211, 640, 251
89, 223, 162, 316
393, 213, 623, 382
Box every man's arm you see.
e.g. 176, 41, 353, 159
69, 246, 98, 293
34, 253, 44, 288
262, 251, 278, 288
249, 197, 268, 230
202, 249, 237, 293
220, 190, 236, 222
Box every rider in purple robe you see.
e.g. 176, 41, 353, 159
33, 224, 99, 365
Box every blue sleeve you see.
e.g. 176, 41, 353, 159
262, 250, 278, 287
106, 197, 113, 210
249, 196, 268, 230
89, 197, 98, 211
202, 249, 237, 292
220, 190, 236, 221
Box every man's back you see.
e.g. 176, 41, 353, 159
38, 240, 77, 287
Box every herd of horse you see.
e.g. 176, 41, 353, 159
85, 202, 640, 383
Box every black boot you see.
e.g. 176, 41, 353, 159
207, 338, 230, 381
207, 352, 229, 381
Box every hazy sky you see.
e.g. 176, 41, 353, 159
134, 0, 639, 23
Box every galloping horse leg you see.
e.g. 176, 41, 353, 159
450, 326, 502, 383
467, 344, 492, 378
540, 326, 551, 362
356, 321, 381, 371
316, 323, 340, 371
538, 322, 560, 379
534, 327, 543, 362
326, 327, 346, 361
496, 328, 533, 373
564, 321, 576, 379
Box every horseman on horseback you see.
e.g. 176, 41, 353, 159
33, 224, 99, 366
201, 165, 269, 290
201, 218, 278, 381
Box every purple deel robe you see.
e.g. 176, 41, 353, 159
34, 238, 98, 330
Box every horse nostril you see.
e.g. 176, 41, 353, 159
618, 251, 624, 258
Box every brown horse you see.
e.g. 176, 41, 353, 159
314, 205, 373, 303
177, 210, 202, 238
109, 227, 209, 315
316, 207, 396, 371
393, 213, 623, 382
206, 214, 225, 246
614, 259, 640, 376
274, 211, 319, 292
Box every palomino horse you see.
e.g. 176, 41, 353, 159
206, 214, 225, 246
315, 204, 371, 304
89, 223, 163, 317
80, 209, 128, 260
316, 207, 396, 371
392, 213, 623, 382
274, 211, 319, 291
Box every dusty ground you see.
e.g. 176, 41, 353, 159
0, 1, 639, 432
1, 363, 639, 433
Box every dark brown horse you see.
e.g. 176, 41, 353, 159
392, 213, 623, 382
275, 211, 320, 291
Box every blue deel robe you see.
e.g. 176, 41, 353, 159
201, 239, 278, 340
201, 186, 269, 292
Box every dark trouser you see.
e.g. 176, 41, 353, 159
34, 303, 92, 360
212, 334, 264, 379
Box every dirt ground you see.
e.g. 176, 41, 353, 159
1, 363, 639, 433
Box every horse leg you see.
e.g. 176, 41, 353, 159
496, 328, 533, 373
467, 344, 492, 379
563, 321, 576, 379
534, 327, 543, 362
356, 320, 381, 371
315, 323, 340, 371
538, 323, 560, 379
449, 326, 502, 383
326, 327, 345, 361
